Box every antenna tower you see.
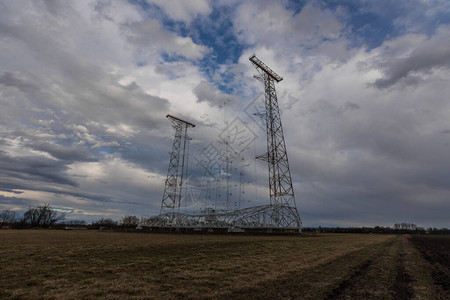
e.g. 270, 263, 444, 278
249, 54, 302, 230
161, 114, 195, 218
149, 57, 301, 232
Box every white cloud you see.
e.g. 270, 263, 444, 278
148, 0, 211, 23
67, 154, 164, 208
104, 123, 137, 138
126, 18, 210, 60
234, 2, 343, 50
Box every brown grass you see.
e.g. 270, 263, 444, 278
0, 230, 445, 299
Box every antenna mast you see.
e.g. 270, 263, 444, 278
249, 54, 302, 230
161, 114, 195, 219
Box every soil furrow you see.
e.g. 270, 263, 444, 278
409, 235, 450, 296
224, 237, 396, 299
323, 258, 373, 299
391, 252, 414, 299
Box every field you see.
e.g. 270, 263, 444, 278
0, 231, 448, 299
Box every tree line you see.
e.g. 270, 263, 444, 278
0, 206, 143, 230
1, 204, 65, 229
1, 208, 449, 234
303, 223, 450, 235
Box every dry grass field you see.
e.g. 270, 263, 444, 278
0, 230, 448, 299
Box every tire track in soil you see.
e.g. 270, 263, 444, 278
324, 236, 415, 300
323, 259, 373, 299
223, 237, 397, 299
391, 252, 414, 299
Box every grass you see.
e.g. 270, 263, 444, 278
0, 230, 447, 299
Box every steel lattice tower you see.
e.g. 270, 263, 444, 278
161, 114, 195, 217
249, 54, 302, 229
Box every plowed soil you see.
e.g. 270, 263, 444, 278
409, 235, 450, 293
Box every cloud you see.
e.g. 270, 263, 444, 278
0, 72, 39, 93
126, 18, 210, 60
0, 150, 77, 187
230, 0, 450, 227
0, 0, 178, 218
1, 0, 450, 228
25, 142, 97, 162
280, 44, 450, 227
373, 26, 450, 88
148, 0, 212, 24
193, 80, 236, 107
234, 2, 343, 50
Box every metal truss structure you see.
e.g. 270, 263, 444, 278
147, 204, 300, 231
249, 54, 302, 231
160, 114, 195, 218
151, 55, 301, 232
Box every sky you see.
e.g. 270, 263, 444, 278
1, 0, 450, 228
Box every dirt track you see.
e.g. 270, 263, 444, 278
226, 235, 447, 299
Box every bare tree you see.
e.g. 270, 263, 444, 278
121, 215, 139, 228
22, 204, 65, 228
94, 218, 117, 227
0, 209, 16, 228
140, 217, 151, 226
394, 223, 418, 231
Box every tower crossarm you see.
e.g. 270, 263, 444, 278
249, 54, 283, 83
167, 114, 196, 128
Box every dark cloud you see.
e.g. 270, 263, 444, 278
0, 179, 135, 208
0, 194, 33, 208
25, 142, 97, 162
343, 102, 360, 111
374, 26, 450, 88
41, 0, 70, 16
193, 80, 236, 107
0, 151, 77, 187
0, 72, 39, 93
